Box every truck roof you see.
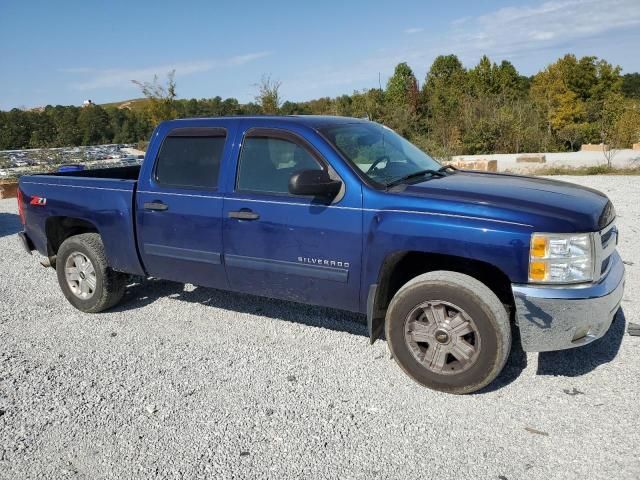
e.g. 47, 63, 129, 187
164, 115, 369, 129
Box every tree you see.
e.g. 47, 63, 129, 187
350, 89, 385, 121
386, 62, 419, 110
383, 63, 420, 137
305, 97, 335, 115
0, 52, 633, 159
0, 109, 31, 149
77, 104, 111, 145
53, 106, 81, 146
622, 73, 640, 99
132, 70, 178, 126
557, 122, 588, 151
335, 95, 353, 116
254, 75, 282, 114
614, 99, 640, 147
468, 55, 494, 96
598, 92, 625, 166
531, 60, 586, 140
422, 55, 468, 157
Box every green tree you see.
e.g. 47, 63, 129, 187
0, 52, 633, 158
622, 73, 640, 99
53, 106, 81, 146
557, 122, 588, 151
306, 97, 335, 115
0, 109, 31, 149
280, 101, 313, 115
613, 99, 640, 147
77, 104, 111, 145
335, 95, 353, 116
531, 59, 587, 141
422, 55, 468, 157
254, 75, 282, 114
386, 62, 419, 110
350, 89, 385, 121
132, 70, 178, 126
598, 92, 626, 166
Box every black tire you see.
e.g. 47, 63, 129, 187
385, 271, 511, 394
56, 233, 126, 313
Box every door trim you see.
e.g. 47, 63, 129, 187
224, 254, 349, 282
144, 243, 222, 265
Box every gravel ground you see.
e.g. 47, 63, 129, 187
1, 175, 639, 479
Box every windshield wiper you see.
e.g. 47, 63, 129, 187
385, 169, 445, 189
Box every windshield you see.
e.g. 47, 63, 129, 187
319, 122, 441, 187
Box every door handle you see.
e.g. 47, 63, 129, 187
144, 201, 168, 211
228, 209, 259, 220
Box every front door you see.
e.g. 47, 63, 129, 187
222, 125, 363, 311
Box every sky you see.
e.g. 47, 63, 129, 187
1, 0, 640, 110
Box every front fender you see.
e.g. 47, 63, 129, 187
360, 209, 532, 325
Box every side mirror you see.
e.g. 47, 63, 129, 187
288, 169, 342, 199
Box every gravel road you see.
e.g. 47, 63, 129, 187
1, 175, 639, 479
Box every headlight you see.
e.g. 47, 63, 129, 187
529, 232, 594, 284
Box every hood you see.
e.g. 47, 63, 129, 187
399, 171, 614, 232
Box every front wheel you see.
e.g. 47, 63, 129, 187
56, 233, 126, 313
385, 271, 511, 394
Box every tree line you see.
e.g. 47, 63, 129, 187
1, 54, 639, 158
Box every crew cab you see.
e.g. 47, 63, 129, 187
17, 116, 625, 394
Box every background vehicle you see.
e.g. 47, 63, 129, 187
56, 164, 85, 173
16, 116, 625, 394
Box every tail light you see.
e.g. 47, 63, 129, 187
17, 189, 25, 225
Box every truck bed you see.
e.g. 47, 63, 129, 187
19, 167, 145, 276
49, 165, 141, 180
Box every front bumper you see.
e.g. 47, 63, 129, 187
512, 251, 625, 352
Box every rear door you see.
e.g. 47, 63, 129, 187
222, 123, 363, 311
136, 126, 230, 289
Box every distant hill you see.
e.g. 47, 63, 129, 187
100, 98, 149, 111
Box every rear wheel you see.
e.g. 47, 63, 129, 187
385, 271, 511, 394
56, 233, 126, 313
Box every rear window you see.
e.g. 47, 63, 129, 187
155, 133, 226, 189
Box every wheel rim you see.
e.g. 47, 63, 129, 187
65, 252, 97, 300
403, 300, 481, 375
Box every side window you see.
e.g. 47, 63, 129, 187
236, 135, 323, 194
155, 133, 226, 189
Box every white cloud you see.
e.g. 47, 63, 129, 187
404, 27, 424, 35
529, 31, 555, 41
451, 16, 470, 26
58, 67, 96, 74
284, 0, 640, 101
451, 0, 640, 57
285, 48, 435, 99
64, 51, 273, 91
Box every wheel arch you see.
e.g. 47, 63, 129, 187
45, 216, 100, 259
368, 250, 514, 343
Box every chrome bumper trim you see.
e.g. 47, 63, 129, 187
512, 251, 625, 352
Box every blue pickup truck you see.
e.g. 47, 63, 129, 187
17, 116, 625, 394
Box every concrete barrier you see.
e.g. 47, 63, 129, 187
0, 180, 18, 199
581, 143, 609, 152
446, 159, 498, 172
516, 154, 546, 163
